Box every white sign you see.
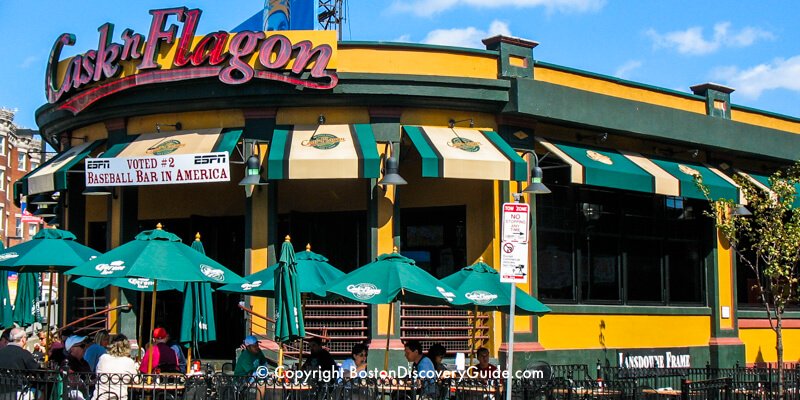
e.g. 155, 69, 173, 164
502, 203, 529, 243
500, 241, 528, 283
85, 152, 230, 187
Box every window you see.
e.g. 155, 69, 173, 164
0, 205, 4, 231
537, 183, 709, 306
0, 170, 4, 189
0, 137, 5, 155
30, 162, 38, 170
28, 223, 37, 236
17, 153, 26, 170
15, 217, 22, 237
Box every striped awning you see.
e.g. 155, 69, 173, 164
403, 126, 527, 181
18, 140, 104, 197
267, 124, 380, 179
737, 170, 800, 207
101, 128, 242, 158
536, 137, 742, 202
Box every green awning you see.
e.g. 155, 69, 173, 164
403, 126, 527, 181
267, 124, 380, 179
737, 170, 800, 208
15, 140, 104, 201
536, 137, 741, 202
101, 128, 242, 158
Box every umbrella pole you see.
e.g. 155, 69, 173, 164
137, 292, 145, 362
43, 268, 55, 363
147, 280, 159, 375
278, 344, 284, 366
384, 301, 393, 371
469, 305, 478, 367
186, 347, 192, 374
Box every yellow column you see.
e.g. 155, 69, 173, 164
107, 192, 122, 333
247, 144, 270, 335
718, 228, 734, 330
376, 143, 397, 336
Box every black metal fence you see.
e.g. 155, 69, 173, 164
1, 365, 798, 400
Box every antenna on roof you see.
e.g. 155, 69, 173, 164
318, 0, 345, 40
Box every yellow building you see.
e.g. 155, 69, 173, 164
17, 6, 800, 368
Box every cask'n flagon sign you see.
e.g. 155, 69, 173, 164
46, 7, 338, 114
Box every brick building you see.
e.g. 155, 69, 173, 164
0, 108, 44, 247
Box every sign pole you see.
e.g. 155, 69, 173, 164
505, 281, 516, 400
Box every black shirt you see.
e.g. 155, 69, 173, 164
0, 345, 38, 370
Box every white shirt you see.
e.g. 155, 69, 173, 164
94, 354, 138, 400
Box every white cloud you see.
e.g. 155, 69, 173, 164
646, 22, 774, 56
389, 0, 604, 17
713, 56, 800, 99
614, 60, 642, 80
421, 20, 511, 49
393, 34, 412, 42
19, 56, 39, 69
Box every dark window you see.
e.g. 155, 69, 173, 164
537, 183, 708, 307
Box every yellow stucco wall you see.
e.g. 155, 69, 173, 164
740, 327, 800, 364
539, 314, 711, 350
732, 109, 800, 134
338, 46, 498, 79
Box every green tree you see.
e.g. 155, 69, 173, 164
697, 165, 800, 394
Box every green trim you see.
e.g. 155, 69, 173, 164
510, 79, 800, 162
737, 309, 800, 319
545, 304, 712, 316
213, 128, 244, 155
483, 130, 528, 181
549, 140, 656, 194
101, 135, 138, 158
267, 126, 291, 180
708, 231, 722, 335
18, 150, 64, 196
352, 124, 380, 179
339, 41, 498, 56
52, 140, 105, 192
403, 126, 441, 177
649, 158, 738, 201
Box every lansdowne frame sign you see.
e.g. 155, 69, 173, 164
45, 7, 339, 114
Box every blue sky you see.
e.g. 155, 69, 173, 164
1, 0, 799, 129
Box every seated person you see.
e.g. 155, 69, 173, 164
403, 340, 437, 396
50, 327, 76, 367
139, 327, 179, 374
83, 330, 110, 372
65, 335, 92, 373
340, 343, 368, 378
301, 337, 337, 374
474, 347, 497, 379
0, 328, 38, 370
234, 335, 267, 376
426, 343, 447, 372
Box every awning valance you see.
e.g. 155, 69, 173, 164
18, 140, 105, 197
536, 137, 741, 202
267, 124, 380, 179
101, 128, 242, 158
403, 126, 527, 181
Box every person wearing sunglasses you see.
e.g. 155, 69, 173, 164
340, 343, 369, 379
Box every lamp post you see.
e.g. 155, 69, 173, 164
506, 151, 550, 400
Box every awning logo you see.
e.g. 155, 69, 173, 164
465, 290, 498, 305
147, 139, 185, 156
586, 150, 613, 165
449, 137, 481, 152
347, 283, 381, 300
302, 134, 345, 150
240, 280, 262, 291
127, 278, 155, 289
679, 164, 701, 177
96, 260, 126, 275
0, 252, 19, 261
200, 264, 225, 282
437, 286, 456, 303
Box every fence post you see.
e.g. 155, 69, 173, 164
680, 379, 689, 400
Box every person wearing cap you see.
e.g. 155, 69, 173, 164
50, 327, 75, 367
0, 327, 38, 370
234, 335, 267, 376
65, 335, 92, 373
138, 327, 179, 374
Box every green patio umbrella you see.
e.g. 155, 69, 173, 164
66, 224, 246, 373
13, 272, 38, 327
73, 276, 186, 292
0, 229, 101, 272
218, 243, 344, 296
180, 233, 217, 372
321, 248, 467, 369
274, 236, 305, 364
442, 258, 551, 364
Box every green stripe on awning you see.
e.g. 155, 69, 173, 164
267, 126, 291, 180
352, 124, 380, 179
212, 129, 244, 155
101, 135, 139, 158
650, 159, 738, 201
545, 141, 656, 194
741, 171, 800, 208
403, 126, 441, 178
482, 130, 528, 181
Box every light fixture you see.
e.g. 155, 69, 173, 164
238, 154, 268, 197
655, 147, 700, 159
576, 132, 608, 143
83, 186, 114, 196
33, 204, 56, 218
29, 193, 58, 206
318, 115, 326, 125
732, 204, 752, 216
522, 152, 551, 194
448, 118, 474, 129
377, 141, 407, 187
581, 203, 602, 221
155, 122, 182, 133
